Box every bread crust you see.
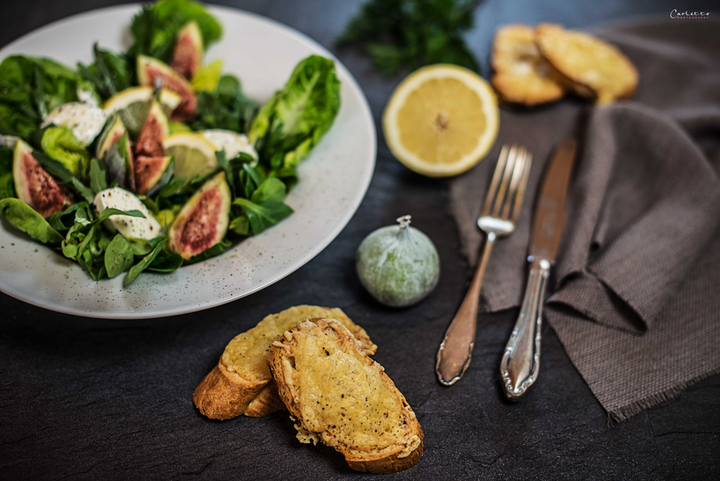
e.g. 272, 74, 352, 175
193, 362, 267, 420
268, 318, 423, 474
194, 306, 376, 420
535, 23, 638, 105
490, 24, 565, 106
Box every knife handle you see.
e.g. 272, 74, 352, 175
500, 258, 550, 401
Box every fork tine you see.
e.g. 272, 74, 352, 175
481, 145, 510, 217
501, 147, 528, 220
510, 150, 532, 223
491, 145, 519, 218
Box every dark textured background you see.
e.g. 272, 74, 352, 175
1, 1, 718, 479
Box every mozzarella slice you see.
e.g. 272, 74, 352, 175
94, 187, 162, 241
42, 102, 107, 146
202, 129, 258, 161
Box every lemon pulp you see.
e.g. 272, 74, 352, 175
383, 64, 499, 177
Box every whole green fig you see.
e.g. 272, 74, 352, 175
356, 215, 440, 307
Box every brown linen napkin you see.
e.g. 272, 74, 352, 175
449, 18, 720, 421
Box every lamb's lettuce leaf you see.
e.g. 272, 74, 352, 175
123, 237, 168, 286
0, 198, 64, 244
233, 178, 293, 236
248, 55, 340, 179
189, 74, 258, 133
105, 234, 135, 278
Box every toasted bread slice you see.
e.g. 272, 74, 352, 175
194, 306, 376, 420
268, 318, 423, 474
535, 23, 638, 105
491, 24, 565, 105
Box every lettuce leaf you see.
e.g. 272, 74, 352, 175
41, 126, 91, 179
0, 55, 98, 143
0, 146, 14, 200
77, 43, 132, 101
249, 55, 340, 175
0, 198, 64, 244
127, 0, 223, 64
189, 74, 258, 133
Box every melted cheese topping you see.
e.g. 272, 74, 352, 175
222, 306, 356, 382
294, 325, 407, 451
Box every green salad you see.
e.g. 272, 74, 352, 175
0, 0, 341, 286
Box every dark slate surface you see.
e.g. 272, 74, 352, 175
1, 1, 718, 479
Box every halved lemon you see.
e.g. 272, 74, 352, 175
383, 64, 499, 177
163, 132, 218, 179
103, 86, 182, 136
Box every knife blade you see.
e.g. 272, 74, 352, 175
500, 138, 578, 401
529, 138, 577, 262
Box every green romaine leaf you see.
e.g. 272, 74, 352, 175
249, 55, 340, 174
77, 43, 131, 101
105, 234, 135, 278
41, 126, 91, 179
124, 237, 168, 286
127, 0, 223, 64
0, 198, 63, 243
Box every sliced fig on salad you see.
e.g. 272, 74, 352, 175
134, 100, 170, 158
13, 140, 72, 218
170, 21, 203, 80
96, 114, 128, 159
101, 133, 136, 192
137, 55, 197, 122
134, 155, 174, 196
168, 171, 231, 260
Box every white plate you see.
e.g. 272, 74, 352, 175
0, 5, 376, 319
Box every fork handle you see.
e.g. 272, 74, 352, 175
436, 232, 496, 385
500, 258, 550, 401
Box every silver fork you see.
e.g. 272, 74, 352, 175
436, 145, 533, 385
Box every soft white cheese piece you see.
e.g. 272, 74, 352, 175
202, 129, 258, 161
0, 135, 19, 150
76, 85, 100, 108
42, 102, 107, 146
94, 187, 162, 241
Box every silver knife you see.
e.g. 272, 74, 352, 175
500, 138, 577, 401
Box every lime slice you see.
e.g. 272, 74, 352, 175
163, 132, 218, 179
104, 86, 182, 136
191, 60, 223, 92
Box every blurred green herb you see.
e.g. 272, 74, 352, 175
337, 0, 480, 77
